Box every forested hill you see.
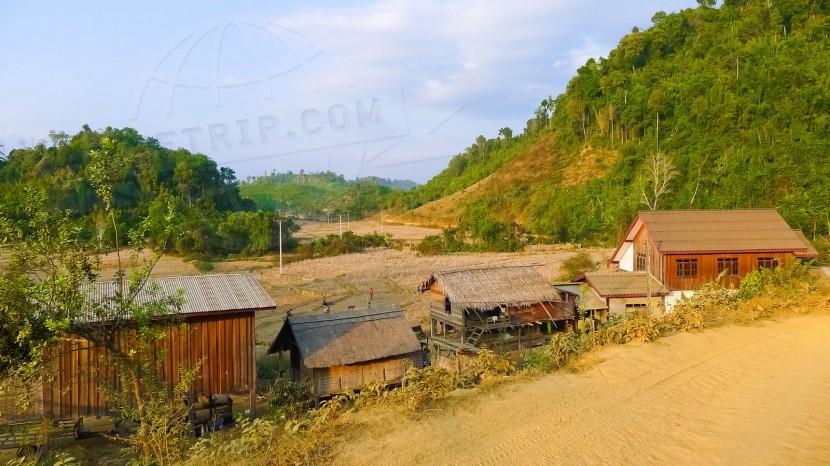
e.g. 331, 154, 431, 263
0, 126, 299, 257
239, 171, 417, 218
398, 0, 830, 246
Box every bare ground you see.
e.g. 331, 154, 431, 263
293, 219, 443, 241
336, 314, 830, 466
251, 246, 609, 350
94, 227, 608, 355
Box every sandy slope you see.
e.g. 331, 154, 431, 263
337, 315, 830, 465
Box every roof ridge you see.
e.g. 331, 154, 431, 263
92, 272, 255, 286
289, 308, 403, 323
437, 264, 542, 275
638, 208, 778, 213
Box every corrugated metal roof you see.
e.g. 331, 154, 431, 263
418, 265, 562, 309
82, 273, 275, 320
635, 209, 814, 254
580, 271, 669, 298
792, 229, 819, 258
268, 307, 422, 368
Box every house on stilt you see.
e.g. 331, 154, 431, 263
417, 265, 577, 360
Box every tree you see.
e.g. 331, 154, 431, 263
0, 177, 189, 463
498, 127, 513, 148
48, 130, 70, 148
475, 135, 487, 157
640, 150, 676, 210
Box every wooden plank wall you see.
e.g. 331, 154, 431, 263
663, 252, 792, 290
42, 312, 255, 420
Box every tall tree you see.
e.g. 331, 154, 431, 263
640, 151, 676, 210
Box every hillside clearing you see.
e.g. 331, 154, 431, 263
336, 314, 830, 465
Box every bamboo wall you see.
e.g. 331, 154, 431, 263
302, 352, 423, 397
42, 312, 256, 420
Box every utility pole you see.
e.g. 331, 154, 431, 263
339, 214, 343, 239
279, 220, 283, 275
646, 236, 653, 314
381, 210, 384, 235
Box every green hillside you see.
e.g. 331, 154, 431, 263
240, 171, 416, 218
403, 0, 830, 248
0, 126, 297, 257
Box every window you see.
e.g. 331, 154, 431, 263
717, 258, 739, 276
625, 303, 647, 314
676, 258, 698, 278
635, 252, 647, 271
757, 257, 779, 270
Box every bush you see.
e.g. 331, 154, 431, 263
294, 231, 394, 260
266, 378, 313, 421
621, 313, 660, 343
182, 417, 335, 466
416, 235, 444, 256
194, 260, 214, 273
545, 332, 587, 369
660, 305, 704, 333
559, 251, 597, 281
394, 365, 456, 413
458, 349, 514, 387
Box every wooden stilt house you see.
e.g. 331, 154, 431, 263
267, 307, 423, 399
418, 265, 578, 358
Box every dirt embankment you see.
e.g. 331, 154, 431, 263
337, 314, 830, 465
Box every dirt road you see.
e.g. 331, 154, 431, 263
338, 315, 830, 465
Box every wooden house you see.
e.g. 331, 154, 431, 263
43, 273, 275, 420
571, 271, 669, 316
609, 209, 818, 308
267, 307, 423, 399
418, 265, 577, 357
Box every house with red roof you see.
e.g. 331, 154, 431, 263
607, 209, 818, 310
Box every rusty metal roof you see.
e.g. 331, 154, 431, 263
579, 271, 669, 298
633, 209, 815, 254
82, 273, 275, 320
268, 307, 421, 368
418, 265, 562, 309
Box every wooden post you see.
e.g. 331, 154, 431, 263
249, 314, 256, 415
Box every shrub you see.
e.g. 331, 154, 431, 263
266, 378, 314, 421
416, 235, 444, 256
660, 305, 704, 333
458, 349, 514, 387
621, 313, 660, 343
545, 332, 587, 369
559, 250, 597, 281
182, 417, 335, 466
194, 260, 214, 273
394, 365, 455, 413
519, 348, 551, 372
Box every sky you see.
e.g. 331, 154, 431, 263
0, 0, 698, 183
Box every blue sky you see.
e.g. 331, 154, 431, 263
0, 0, 697, 183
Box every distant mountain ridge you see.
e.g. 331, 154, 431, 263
239, 171, 418, 217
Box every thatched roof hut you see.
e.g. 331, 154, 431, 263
268, 307, 423, 397
421, 265, 578, 356
417, 265, 563, 310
